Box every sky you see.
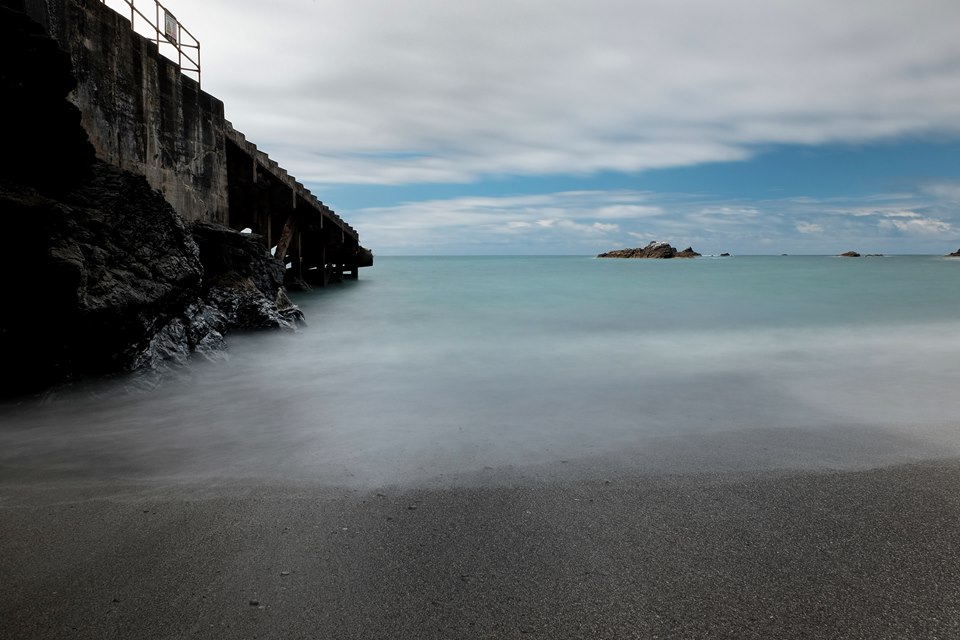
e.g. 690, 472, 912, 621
114, 0, 960, 255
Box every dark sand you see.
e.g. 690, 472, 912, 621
3, 457, 960, 639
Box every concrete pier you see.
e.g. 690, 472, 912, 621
14, 0, 371, 281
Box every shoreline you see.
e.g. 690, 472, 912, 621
3, 457, 960, 639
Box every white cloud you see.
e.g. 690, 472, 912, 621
922, 182, 960, 202
700, 207, 761, 217
592, 222, 620, 233
594, 205, 664, 219
137, 0, 960, 186
352, 190, 653, 251
796, 222, 824, 234
352, 187, 960, 254
879, 218, 953, 234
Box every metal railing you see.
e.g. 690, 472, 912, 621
100, 0, 201, 86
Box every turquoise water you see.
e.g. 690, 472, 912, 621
3, 255, 960, 486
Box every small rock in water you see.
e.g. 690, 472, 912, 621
249, 600, 259, 606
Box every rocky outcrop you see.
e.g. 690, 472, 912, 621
598, 242, 701, 259
0, 5, 300, 396
839, 251, 861, 257
947, 249, 960, 257
192, 222, 304, 330
2, 162, 207, 393
1, 164, 304, 396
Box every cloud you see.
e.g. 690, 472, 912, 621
352, 186, 960, 254
142, 0, 960, 186
796, 222, 824, 234
879, 217, 953, 235
921, 182, 960, 202
594, 205, 665, 219
352, 190, 649, 252
700, 207, 761, 217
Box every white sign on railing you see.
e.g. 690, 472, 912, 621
163, 9, 178, 43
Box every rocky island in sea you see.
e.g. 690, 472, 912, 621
598, 241, 701, 259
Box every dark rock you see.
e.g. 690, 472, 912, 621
1, 162, 211, 395
839, 251, 861, 257
947, 249, 960, 257
0, 4, 95, 193
720, 252, 731, 257
191, 222, 284, 298
191, 222, 303, 332
598, 242, 700, 259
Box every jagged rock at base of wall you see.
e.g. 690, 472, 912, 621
191, 221, 303, 331
1, 163, 303, 397
191, 222, 284, 297
598, 242, 702, 259
1, 161, 209, 395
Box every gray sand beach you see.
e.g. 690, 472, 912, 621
3, 440, 960, 639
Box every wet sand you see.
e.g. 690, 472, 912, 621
3, 458, 960, 639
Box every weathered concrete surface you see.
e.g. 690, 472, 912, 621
16, 0, 371, 284
19, 0, 229, 223
224, 124, 370, 286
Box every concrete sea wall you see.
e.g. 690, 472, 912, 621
18, 0, 367, 280
25, 0, 228, 223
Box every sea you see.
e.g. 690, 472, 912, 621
3, 255, 960, 488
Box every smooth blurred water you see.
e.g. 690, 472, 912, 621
4, 255, 960, 486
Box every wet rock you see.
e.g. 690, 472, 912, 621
0, 162, 209, 395
598, 242, 700, 259
839, 251, 861, 257
191, 222, 284, 296
192, 222, 303, 332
